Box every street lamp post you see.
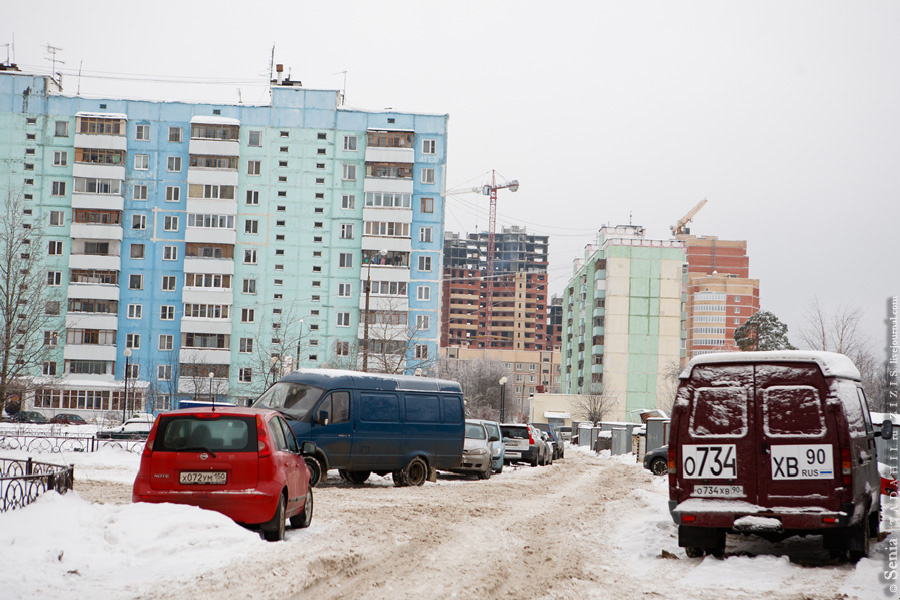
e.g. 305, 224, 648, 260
499, 376, 508, 422
295, 319, 304, 371
208, 372, 215, 406
362, 249, 387, 372
123, 348, 132, 423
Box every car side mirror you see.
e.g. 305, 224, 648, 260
489, 435, 499, 443
881, 419, 894, 441
300, 440, 317, 455
502, 437, 510, 443
315, 410, 330, 426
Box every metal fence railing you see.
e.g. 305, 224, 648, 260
0, 457, 75, 512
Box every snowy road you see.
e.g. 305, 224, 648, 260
3, 445, 892, 599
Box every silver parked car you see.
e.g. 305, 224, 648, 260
471, 419, 505, 473
448, 420, 496, 480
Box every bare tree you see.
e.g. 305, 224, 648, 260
360, 296, 438, 375
0, 192, 62, 415
799, 297, 867, 357
570, 387, 619, 425
439, 357, 511, 419
245, 301, 310, 398
656, 360, 683, 415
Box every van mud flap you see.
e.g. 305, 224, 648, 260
427, 467, 437, 483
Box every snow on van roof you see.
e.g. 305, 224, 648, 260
680, 351, 861, 381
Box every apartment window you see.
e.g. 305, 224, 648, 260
126, 333, 141, 349
274, 279, 283, 286
339, 253, 353, 268
47, 271, 62, 286
43, 361, 57, 376
244, 249, 257, 264
246, 190, 259, 205
44, 331, 59, 347
45, 301, 60, 316
278, 175, 287, 182
159, 334, 174, 351
51, 181, 66, 196
239, 338, 253, 353
162, 275, 176, 291
420, 197, 434, 213
419, 227, 433, 243
245, 219, 259, 235
338, 283, 351, 297
160, 305, 175, 320
130, 243, 145, 259
134, 154, 149, 170
133, 185, 148, 201
312, 281, 321, 288
276, 220, 285, 227
241, 308, 255, 323
126, 364, 140, 379
421, 168, 435, 184
248, 160, 261, 175
163, 245, 177, 261
336, 341, 350, 356
132, 214, 146, 230
316, 132, 326, 140
168, 127, 182, 143
734, 296, 741, 302
415, 344, 428, 359
280, 131, 289, 138
342, 164, 357, 181
343, 135, 357, 151
135, 124, 150, 140
158, 365, 172, 381
341, 194, 355, 209
239, 368, 252, 383
238, 279, 256, 296
418, 256, 432, 272
164, 216, 179, 231
315, 178, 324, 184
53, 151, 67, 166
734, 307, 740, 314
278, 161, 288, 168
316, 162, 325, 169
54, 120, 69, 137
336, 312, 351, 327
48, 241, 63, 255
248, 131, 261, 147
340, 223, 354, 239
422, 139, 436, 154
417, 286, 431, 301
129, 274, 143, 290
314, 237, 322, 243
416, 315, 430, 330
734, 318, 740, 324
165, 186, 180, 202
167, 156, 182, 172
49, 210, 65, 226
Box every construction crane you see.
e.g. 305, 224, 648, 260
670, 198, 708, 236
447, 171, 519, 346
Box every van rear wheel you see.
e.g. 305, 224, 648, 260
339, 470, 370, 485
848, 518, 871, 563
304, 456, 323, 487
394, 457, 428, 487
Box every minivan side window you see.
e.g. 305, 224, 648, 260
405, 394, 441, 423
857, 388, 875, 435
763, 386, 825, 437
443, 395, 463, 424
689, 387, 748, 438
359, 393, 400, 422
317, 392, 351, 424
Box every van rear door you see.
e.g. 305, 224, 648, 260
754, 363, 839, 511
679, 364, 759, 503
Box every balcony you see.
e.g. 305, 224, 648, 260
183, 257, 234, 275
361, 236, 411, 254
358, 295, 409, 312
63, 344, 117, 362
179, 348, 231, 365
65, 314, 118, 330
189, 139, 239, 157
69, 254, 120, 271
186, 199, 237, 216
187, 168, 239, 187
363, 177, 413, 196
74, 133, 127, 151
362, 207, 412, 224
66, 283, 119, 301
182, 288, 233, 305
365, 147, 414, 164
180, 318, 232, 335
71, 194, 124, 211
70, 223, 123, 241
72, 163, 125, 181
178, 377, 229, 396
185, 228, 236, 245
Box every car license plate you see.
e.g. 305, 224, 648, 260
692, 485, 743, 498
179, 471, 227, 485
506, 451, 521, 458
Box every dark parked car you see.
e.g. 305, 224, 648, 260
97, 420, 153, 440
643, 445, 668, 476
531, 423, 565, 460
133, 407, 316, 541
49, 413, 88, 425
10, 411, 48, 424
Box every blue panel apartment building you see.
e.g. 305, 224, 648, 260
0, 66, 448, 415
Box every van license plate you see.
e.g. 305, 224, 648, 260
682, 445, 738, 479
180, 471, 227, 485
692, 485, 743, 498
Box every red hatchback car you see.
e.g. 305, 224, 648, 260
133, 407, 315, 541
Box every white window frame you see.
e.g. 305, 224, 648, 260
245, 219, 259, 235
336, 312, 351, 327
134, 154, 149, 170
127, 304, 142, 319
339, 253, 353, 268
248, 131, 262, 147
52, 151, 67, 166
135, 124, 150, 141
168, 127, 183, 143
343, 135, 357, 151
247, 160, 261, 175
49, 211, 65, 226
160, 305, 175, 320
340, 223, 354, 239
338, 283, 351, 297
167, 156, 182, 172
126, 333, 141, 350
342, 163, 357, 181
132, 214, 146, 230
133, 185, 148, 201
164, 215, 179, 231
163, 245, 178, 261
246, 190, 259, 205
241, 308, 255, 323
416, 314, 430, 330
244, 249, 257, 264
419, 227, 433, 243
159, 334, 174, 351
165, 186, 180, 202
341, 194, 355, 210
417, 286, 431, 301
158, 365, 172, 381
418, 255, 432, 272
422, 139, 436, 154
421, 167, 435, 184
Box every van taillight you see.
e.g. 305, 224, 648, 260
256, 415, 271, 458
841, 448, 852, 485
667, 447, 676, 474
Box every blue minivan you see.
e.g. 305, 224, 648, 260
252, 369, 465, 487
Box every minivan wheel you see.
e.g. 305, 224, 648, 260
848, 519, 871, 563
344, 470, 371, 485
304, 456, 323, 487
650, 457, 668, 476
263, 495, 286, 542
395, 457, 428, 487
290, 488, 314, 529
685, 547, 704, 558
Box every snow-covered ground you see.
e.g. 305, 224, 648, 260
0, 440, 896, 599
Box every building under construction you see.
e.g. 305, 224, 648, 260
441, 226, 552, 350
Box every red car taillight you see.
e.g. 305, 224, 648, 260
142, 424, 158, 456
256, 414, 272, 458
528, 428, 535, 445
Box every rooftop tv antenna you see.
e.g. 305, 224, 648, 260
43, 43, 65, 89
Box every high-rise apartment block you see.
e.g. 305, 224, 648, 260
677, 235, 760, 358
561, 226, 685, 421
0, 66, 448, 415
441, 226, 551, 350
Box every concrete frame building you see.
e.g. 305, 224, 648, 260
560, 226, 686, 421
0, 66, 448, 416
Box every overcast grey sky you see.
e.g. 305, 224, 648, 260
5, 0, 898, 358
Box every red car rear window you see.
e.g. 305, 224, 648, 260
155, 416, 257, 452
